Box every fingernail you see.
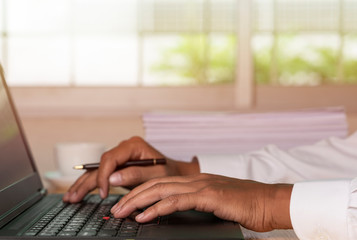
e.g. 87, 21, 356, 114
100, 188, 105, 199
110, 205, 117, 213
109, 173, 122, 185
63, 192, 70, 201
113, 206, 122, 215
136, 212, 145, 221
111, 203, 119, 213
69, 191, 77, 202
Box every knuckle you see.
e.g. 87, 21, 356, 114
117, 136, 145, 154
146, 177, 161, 186
200, 185, 218, 196
166, 195, 180, 207
120, 136, 144, 147
128, 136, 144, 143
127, 136, 145, 150
100, 151, 112, 163
151, 182, 167, 193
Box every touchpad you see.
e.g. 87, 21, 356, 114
139, 211, 243, 239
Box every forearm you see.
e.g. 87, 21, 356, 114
268, 184, 293, 230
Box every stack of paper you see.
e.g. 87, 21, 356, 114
143, 107, 348, 161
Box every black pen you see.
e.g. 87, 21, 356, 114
73, 158, 166, 170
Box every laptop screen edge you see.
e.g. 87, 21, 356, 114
0, 64, 45, 227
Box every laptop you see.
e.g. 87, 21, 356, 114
0, 64, 244, 239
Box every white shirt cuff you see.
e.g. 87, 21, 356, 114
290, 179, 350, 240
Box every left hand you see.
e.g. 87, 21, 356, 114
110, 173, 293, 232
63, 136, 199, 203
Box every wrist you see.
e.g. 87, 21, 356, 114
268, 184, 293, 230
171, 156, 200, 176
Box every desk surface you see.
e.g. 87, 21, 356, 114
242, 228, 298, 240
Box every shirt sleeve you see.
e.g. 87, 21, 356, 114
197, 131, 357, 183
290, 177, 357, 240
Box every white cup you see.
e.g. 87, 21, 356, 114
54, 142, 106, 176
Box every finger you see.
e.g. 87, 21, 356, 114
121, 173, 212, 203
112, 175, 200, 212
96, 146, 133, 198
70, 172, 98, 203
112, 181, 199, 218
96, 136, 150, 198
135, 192, 204, 223
63, 171, 92, 202
64, 170, 98, 203
97, 136, 167, 199
108, 164, 167, 187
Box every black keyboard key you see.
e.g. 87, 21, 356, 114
97, 229, 117, 237
22, 195, 141, 237
58, 231, 77, 236
78, 230, 97, 236
38, 231, 57, 236
101, 195, 120, 205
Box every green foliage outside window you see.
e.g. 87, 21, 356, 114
344, 59, 357, 83
255, 35, 357, 85
150, 34, 237, 85
152, 34, 357, 86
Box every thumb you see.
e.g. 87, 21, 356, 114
109, 167, 146, 187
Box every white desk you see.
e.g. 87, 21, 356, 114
242, 228, 298, 240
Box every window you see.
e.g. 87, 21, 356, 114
1, 0, 357, 116
1, 0, 139, 86
253, 0, 357, 85
1, 0, 356, 87
0, 0, 238, 87
140, 0, 238, 86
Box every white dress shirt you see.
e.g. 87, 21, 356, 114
197, 131, 357, 240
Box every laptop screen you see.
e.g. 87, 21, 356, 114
0, 71, 35, 190
0, 86, 35, 190
0, 65, 43, 227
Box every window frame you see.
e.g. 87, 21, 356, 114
9, 84, 357, 118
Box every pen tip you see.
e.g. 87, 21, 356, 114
73, 165, 83, 170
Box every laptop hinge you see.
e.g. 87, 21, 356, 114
39, 188, 47, 196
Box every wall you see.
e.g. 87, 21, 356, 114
21, 116, 144, 186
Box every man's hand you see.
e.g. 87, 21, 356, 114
63, 136, 199, 203
110, 173, 293, 232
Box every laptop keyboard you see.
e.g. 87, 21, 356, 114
23, 195, 142, 237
